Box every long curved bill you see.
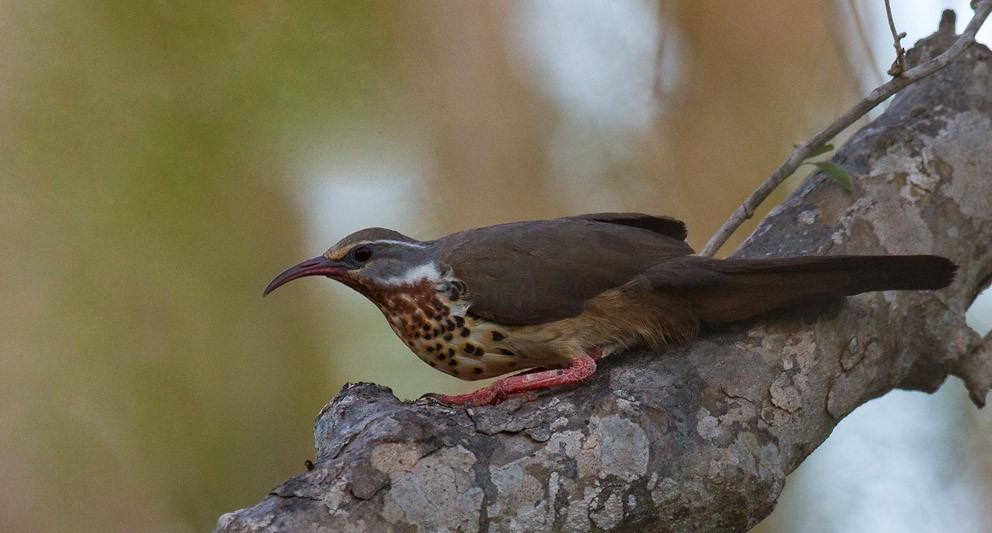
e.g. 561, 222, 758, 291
262, 256, 349, 296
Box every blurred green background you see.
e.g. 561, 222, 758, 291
2, 1, 989, 531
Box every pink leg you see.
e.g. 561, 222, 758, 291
424, 354, 598, 406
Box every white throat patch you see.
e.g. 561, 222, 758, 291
381, 263, 442, 286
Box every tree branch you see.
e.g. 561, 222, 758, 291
700, 2, 992, 257
953, 331, 992, 407
217, 19, 992, 533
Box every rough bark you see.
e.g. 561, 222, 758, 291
217, 25, 992, 532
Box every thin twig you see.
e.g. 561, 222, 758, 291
884, 0, 908, 76
700, 2, 992, 257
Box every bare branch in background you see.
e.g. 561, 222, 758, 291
884, 0, 909, 76
700, 1, 992, 257
651, 1, 675, 100
842, 0, 887, 87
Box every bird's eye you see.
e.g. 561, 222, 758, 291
352, 245, 373, 263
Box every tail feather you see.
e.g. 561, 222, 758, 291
682, 255, 956, 323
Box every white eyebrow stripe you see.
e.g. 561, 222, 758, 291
352, 239, 427, 249
326, 238, 427, 260
378, 240, 427, 248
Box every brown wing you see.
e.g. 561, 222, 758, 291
566, 212, 687, 241
437, 214, 693, 325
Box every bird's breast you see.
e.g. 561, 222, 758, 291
367, 277, 526, 381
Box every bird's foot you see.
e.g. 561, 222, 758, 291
423, 388, 501, 406
422, 354, 598, 406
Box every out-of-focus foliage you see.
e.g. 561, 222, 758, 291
1, 2, 400, 531
9, 1, 985, 532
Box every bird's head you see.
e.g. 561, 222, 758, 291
263, 227, 439, 297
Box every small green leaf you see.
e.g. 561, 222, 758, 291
807, 161, 854, 193
806, 143, 835, 159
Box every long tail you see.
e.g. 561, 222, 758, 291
678, 255, 956, 323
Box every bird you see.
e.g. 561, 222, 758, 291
263, 213, 956, 406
